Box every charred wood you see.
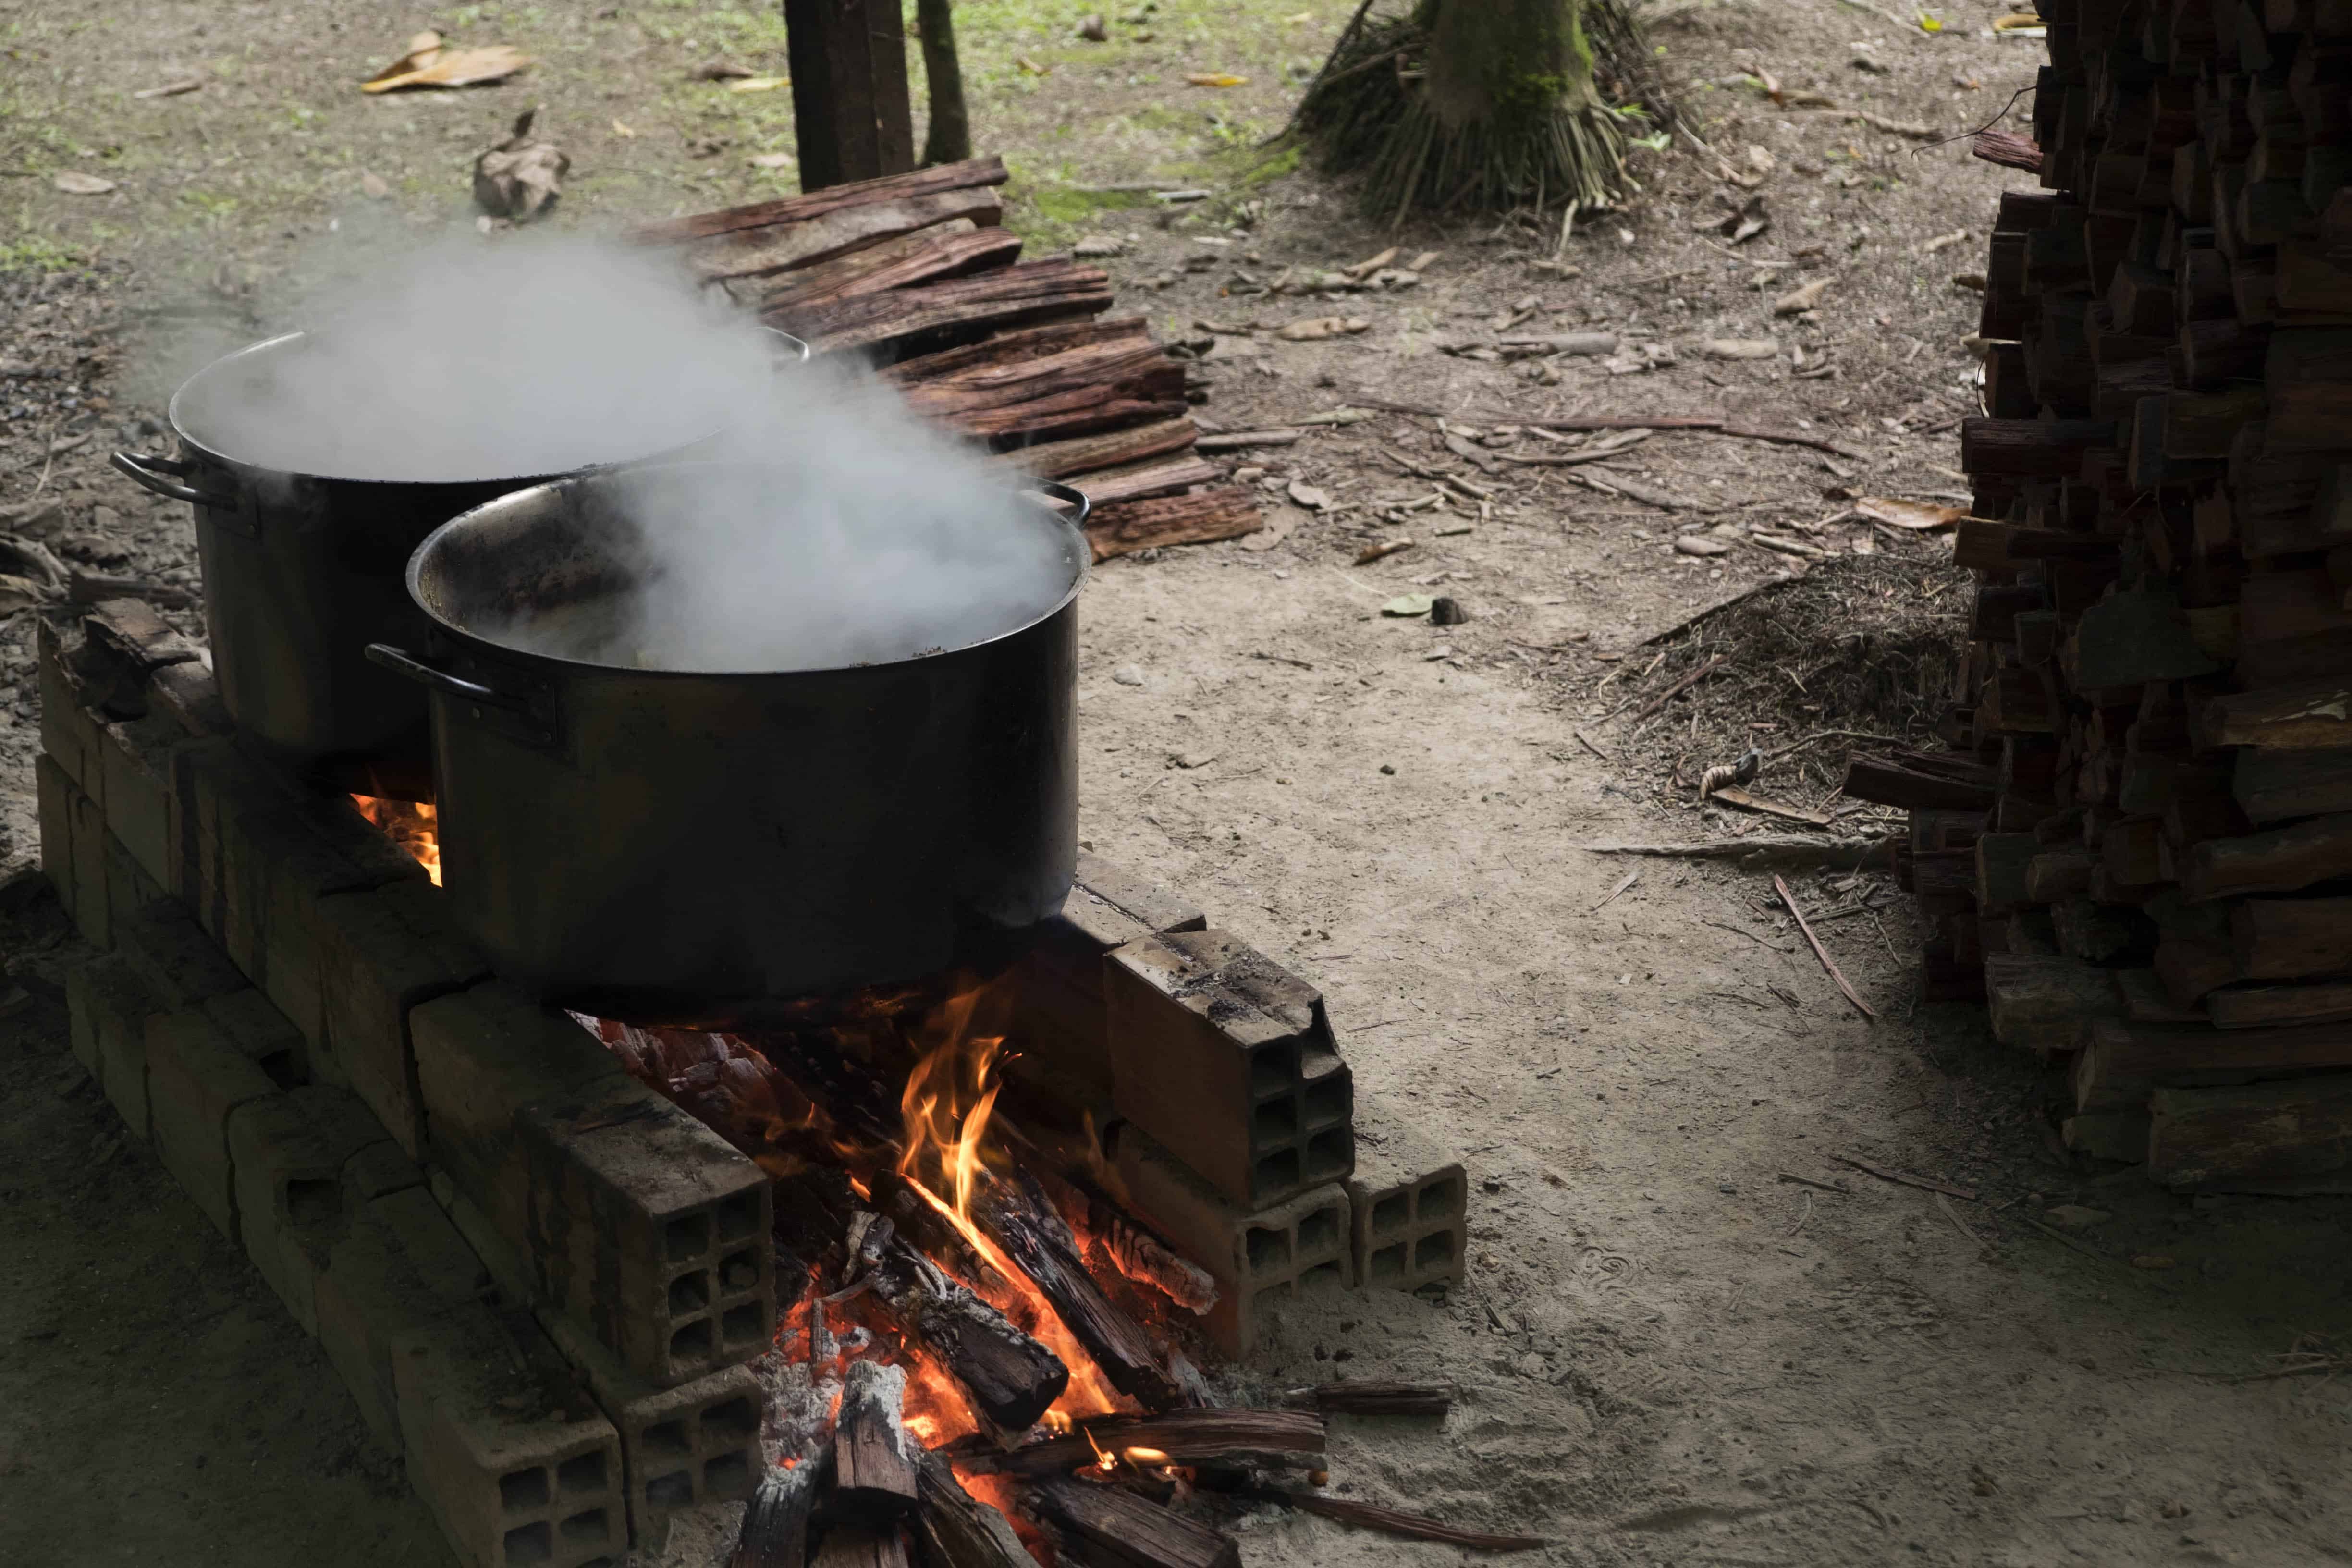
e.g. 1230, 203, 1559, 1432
958, 1409, 1326, 1479
1280, 1381, 1456, 1419
732, 1441, 833, 1568
835, 1359, 921, 1514
846, 1208, 1071, 1434
1026, 1476, 1240, 1568
975, 1171, 1182, 1409
1235, 1486, 1545, 1552
809, 1523, 913, 1568
913, 1453, 1033, 1568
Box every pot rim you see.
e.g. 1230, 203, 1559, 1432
401, 460, 1092, 682
164, 328, 810, 490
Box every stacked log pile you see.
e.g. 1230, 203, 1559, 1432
1844, 0, 2352, 1194
629, 157, 1261, 562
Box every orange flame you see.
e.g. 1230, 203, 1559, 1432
895, 986, 1007, 1224
349, 795, 442, 886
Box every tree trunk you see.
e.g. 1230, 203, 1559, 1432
1423, 0, 1595, 134
916, 0, 974, 167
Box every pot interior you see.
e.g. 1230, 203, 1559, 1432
413, 463, 1086, 676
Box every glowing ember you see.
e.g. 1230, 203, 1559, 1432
349, 794, 442, 885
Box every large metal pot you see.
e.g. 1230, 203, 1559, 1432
111, 329, 807, 798
365, 464, 1088, 1025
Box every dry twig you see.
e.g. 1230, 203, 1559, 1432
1774, 875, 1876, 1019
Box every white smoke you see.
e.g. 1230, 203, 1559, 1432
190, 227, 1079, 672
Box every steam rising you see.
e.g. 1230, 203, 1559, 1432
196, 227, 1080, 673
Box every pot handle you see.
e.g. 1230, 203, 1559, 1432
110, 450, 229, 508
1035, 480, 1091, 529
365, 643, 530, 712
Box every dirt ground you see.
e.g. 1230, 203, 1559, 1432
3, 2, 2350, 1565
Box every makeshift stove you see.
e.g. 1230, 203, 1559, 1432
37, 598, 1473, 1568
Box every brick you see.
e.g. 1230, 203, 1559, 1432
316, 885, 489, 1155
36, 754, 75, 930
166, 736, 273, 942
346, 1139, 426, 1202
1112, 1126, 1352, 1356
65, 769, 110, 947
70, 954, 164, 1135
536, 1311, 761, 1553
392, 1302, 627, 1568
36, 611, 102, 798
413, 982, 632, 1247
1005, 852, 1207, 1123
1106, 929, 1354, 1209
147, 657, 234, 739
520, 1083, 775, 1387
1346, 1102, 1466, 1293
98, 711, 185, 893
102, 830, 166, 940
316, 1188, 493, 1453
147, 1008, 280, 1241
115, 896, 248, 1012
203, 986, 308, 1090
228, 1085, 393, 1333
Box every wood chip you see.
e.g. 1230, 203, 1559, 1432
1711, 785, 1832, 825
1776, 876, 1876, 1019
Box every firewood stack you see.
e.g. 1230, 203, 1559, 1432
628, 157, 1261, 562
1842, 0, 2352, 1194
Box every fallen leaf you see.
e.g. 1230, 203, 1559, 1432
1408, 250, 1440, 272
612, 119, 638, 137
1286, 479, 1331, 510
1702, 338, 1779, 360
1675, 534, 1732, 556
364, 42, 531, 93
749, 151, 796, 169
1017, 55, 1052, 74
1744, 62, 1784, 104
359, 171, 391, 198
133, 76, 204, 100
691, 60, 757, 80
51, 171, 116, 195
473, 109, 567, 222
1855, 496, 1965, 530
1186, 72, 1249, 87
725, 75, 789, 93
1745, 143, 1775, 178
1922, 228, 1969, 253
1917, 12, 1943, 32
1276, 316, 1366, 341
0, 574, 54, 615
1773, 278, 1831, 315
1381, 594, 1434, 617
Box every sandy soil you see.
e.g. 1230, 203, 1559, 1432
3, 2, 2350, 1565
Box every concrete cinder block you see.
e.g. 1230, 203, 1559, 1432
203, 986, 308, 1091
315, 884, 489, 1155
36, 611, 103, 799
392, 1301, 627, 1568
98, 710, 185, 894
520, 1083, 775, 1388
228, 1085, 393, 1334
115, 896, 247, 1013
346, 1139, 426, 1203
535, 1311, 760, 1553
36, 753, 77, 931
1107, 929, 1354, 1209
82, 597, 203, 677
1111, 1125, 1352, 1356
413, 982, 633, 1248
103, 831, 167, 943
1005, 851, 1207, 1124
146, 656, 234, 739
147, 1008, 281, 1242
66, 771, 111, 948
165, 736, 273, 945
1346, 1103, 1467, 1293
70, 953, 165, 1135
316, 1187, 493, 1454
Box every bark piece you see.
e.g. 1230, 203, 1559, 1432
1085, 489, 1262, 562
1985, 955, 2125, 1057
960, 1409, 1326, 1479
1054, 456, 1224, 508
1027, 1476, 1240, 1568
728, 222, 1025, 313
2149, 1074, 2352, 1191
688, 190, 1005, 281
781, 258, 1115, 355
1000, 417, 1199, 481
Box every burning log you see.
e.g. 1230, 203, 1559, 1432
1281, 1381, 1456, 1419
810, 1524, 914, 1568
913, 1453, 1032, 1568
836, 1359, 921, 1514
732, 1441, 833, 1568
1078, 1183, 1216, 1316
867, 1168, 1005, 1294
1027, 1476, 1240, 1568
974, 1171, 1183, 1410
958, 1409, 1326, 1480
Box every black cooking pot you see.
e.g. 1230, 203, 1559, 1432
364, 464, 1088, 1025
111, 329, 808, 798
